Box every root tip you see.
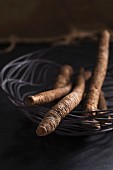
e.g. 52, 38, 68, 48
25, 96, 34, 106
36, 126, 48, 136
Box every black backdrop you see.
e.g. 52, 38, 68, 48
0, 43, 113, 170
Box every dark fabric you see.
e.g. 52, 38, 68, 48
0, 43, 113, 170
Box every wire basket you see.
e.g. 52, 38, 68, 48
0, 46, 113, 136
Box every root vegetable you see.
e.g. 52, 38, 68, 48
54, 65, 74, 88
98, 91, 107, 110
25, 65, 73, 106
84, 30, 110, 113
25, 84, 72, 106
36, 68, 85, 136
84, 70, 108, 111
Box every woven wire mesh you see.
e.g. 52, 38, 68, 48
0, 46, 113, 136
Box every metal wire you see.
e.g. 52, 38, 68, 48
0, 47, 113, 136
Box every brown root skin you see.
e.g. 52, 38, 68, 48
25, 83, 72, 106
54, 65, 74, 88
84, 71, 108, 130
84, 71, 92, 81
84, 30, 110, 112
98, 91, 111, 126
36, 68, 85, 136
98, 91, 107, 110
84, 70, 108, 117
25, 64, 74, 106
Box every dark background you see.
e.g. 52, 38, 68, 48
0, 43, 113, 170
1, 0, 113, 43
